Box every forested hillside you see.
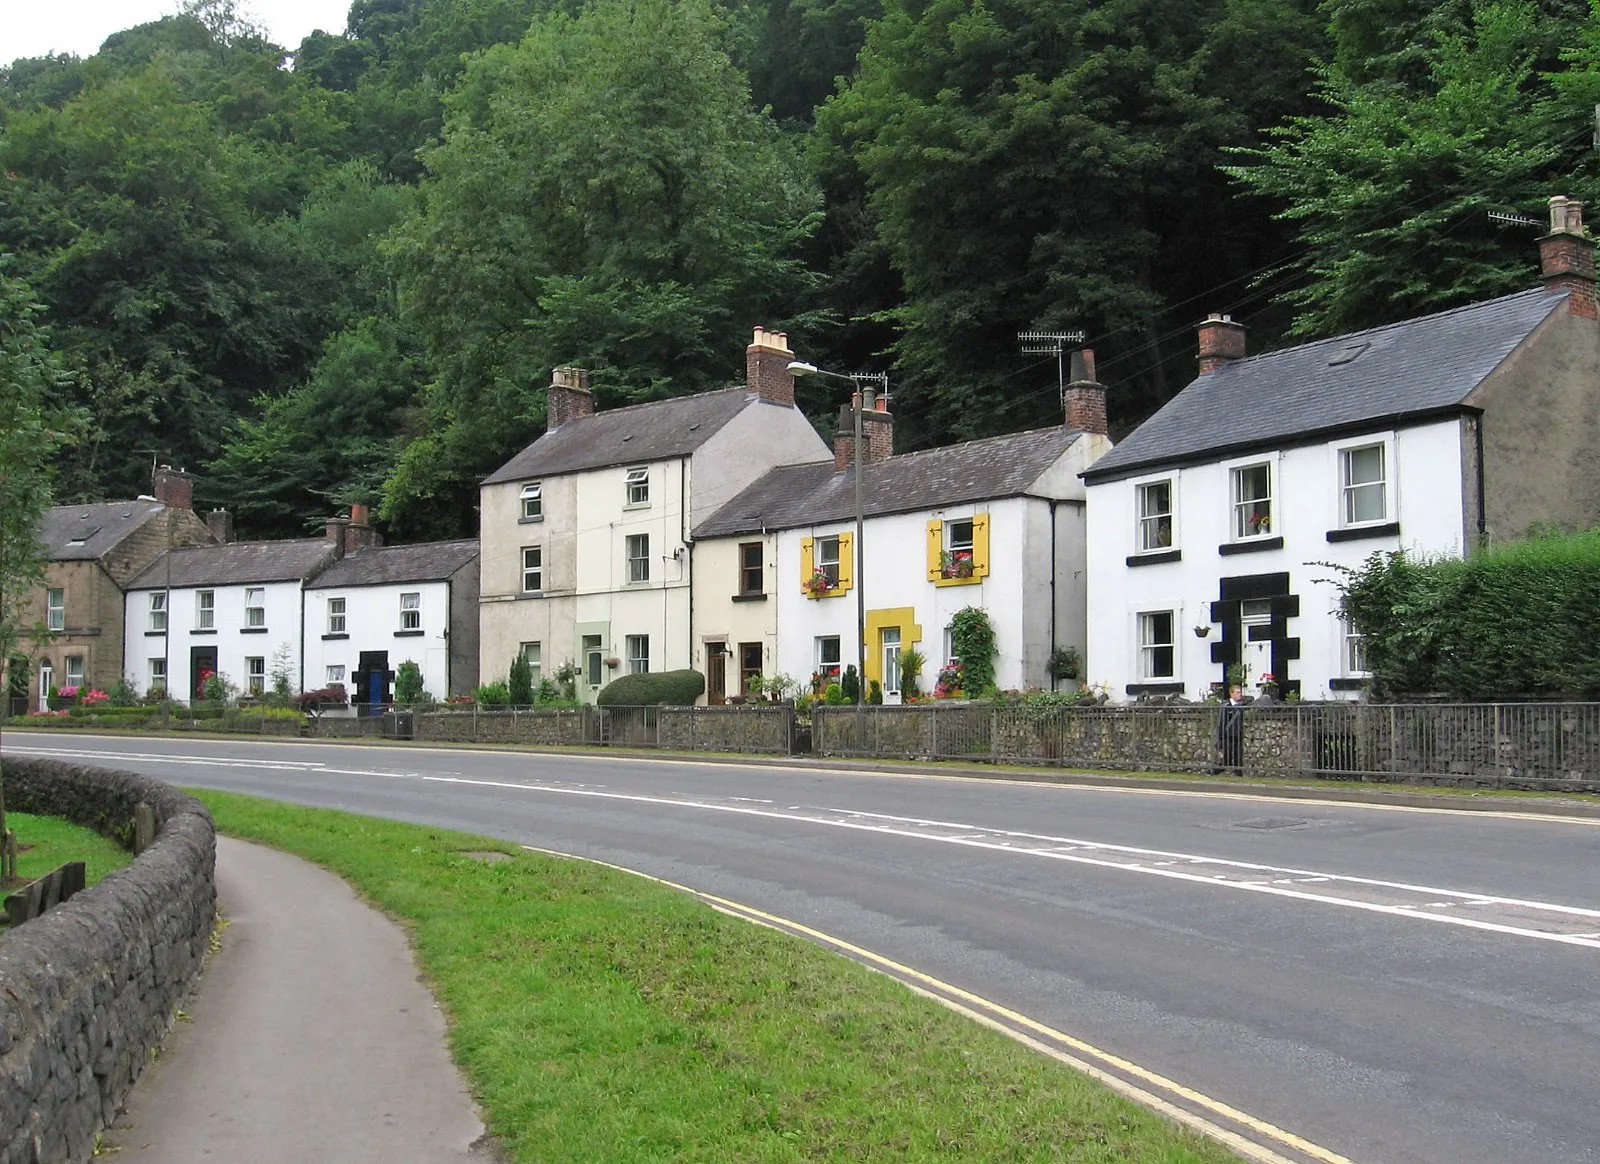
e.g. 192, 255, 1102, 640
4, 0, 1598, 541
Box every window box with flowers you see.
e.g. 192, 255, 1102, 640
803, 570, 837, 598
934, 661, 965, 699
939, 550, 975, 580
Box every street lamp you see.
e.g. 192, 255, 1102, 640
788, 361, 886, 708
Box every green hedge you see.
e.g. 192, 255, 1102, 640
1339, 530, 1600, 699
596, 669, 706, 707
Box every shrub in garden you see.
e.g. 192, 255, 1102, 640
595, 669, 706, 707
840, 664, 860, 703
948, 607, 997, 695
476, 681, 512, 707
395, 660, 425, 705
508, 653, 534, 706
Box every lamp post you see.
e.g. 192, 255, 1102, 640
787, 362, 886, 708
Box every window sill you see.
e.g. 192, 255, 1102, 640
1126, 681, 1184, 696
622, 502, 652, 512
804, 589, 849, 600
518, 590, 545, 600
518, 515, 544, 524
1126, 550, 1181, 567
395, 629, 425, 638
932, 573, 983, 587
322, 633, 349, 641
625, 579, 652, 587
190, 629, 217, 636
1219, 536, 1284, 556
1328, 677, 1368, 691
240, 627, 268, 634
732, 593, 767, 603
144, 630, 167, 637
1326, 521, 1400, 543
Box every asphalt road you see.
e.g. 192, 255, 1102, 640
8, 731, 1600, 1164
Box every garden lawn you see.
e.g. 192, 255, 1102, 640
7, 811, 134, 889
195, 789, 1239, 1163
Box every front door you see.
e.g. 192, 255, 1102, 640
705, 644, 727, 705
356, 650, 391, 712
190, 646, 218, 701
881, 627, 902, 701
8, 656, 29, 718
37, 662, 52, 713
583, 635, 604, 698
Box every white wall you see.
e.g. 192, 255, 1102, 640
775, 496, 1070, 696
690, 402, 829, 530
125, 580, 302, 701
1085, 419, 1465, 701
304, 581, 453, 700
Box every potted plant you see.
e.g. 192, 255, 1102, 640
803, 569, 836, 597
939, 550, 975, 579
1193, 624, 1212, 638
1046, 645, 1081, 686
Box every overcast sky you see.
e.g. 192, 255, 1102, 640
4, 1, 352, 64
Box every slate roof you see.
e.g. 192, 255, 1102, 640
126, 539, 338, 590
39, 501, 168, 561
308, 539, 479, 589
1083, 287, 1567, 482
694, 425, 1086, 538
482, 387, 756, 484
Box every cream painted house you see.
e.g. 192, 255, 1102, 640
478, 331, 829, 702
694, 356, 1112, 701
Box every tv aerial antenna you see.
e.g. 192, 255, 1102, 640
1018, 330, 1086, 403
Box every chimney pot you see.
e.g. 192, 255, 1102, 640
747, 324, 797, 406
546, 366, 595, 430
1540, 195, 1597, 317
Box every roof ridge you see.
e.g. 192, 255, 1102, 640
552, 384, 744, 425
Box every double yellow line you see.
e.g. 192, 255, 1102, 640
521, 844, 1357, 1164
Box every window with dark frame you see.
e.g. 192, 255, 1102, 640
739, 542, 764, 595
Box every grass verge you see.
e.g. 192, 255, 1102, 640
9, 811, 133, 888
195, 789, 1239, 1163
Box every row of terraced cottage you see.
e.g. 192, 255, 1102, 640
8, 197, 1600, 712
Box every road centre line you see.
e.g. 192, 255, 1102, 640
9, 730, 1600, 828
520, 841, 1353, 1164
420, 774, 1600, 949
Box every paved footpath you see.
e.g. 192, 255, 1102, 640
108, 836, 497, 1162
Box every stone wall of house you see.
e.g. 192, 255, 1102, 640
0, 758, 216, 1164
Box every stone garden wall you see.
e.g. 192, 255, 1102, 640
0, 758, 216, 1164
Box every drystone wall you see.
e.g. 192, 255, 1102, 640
0, 758, 216, 1164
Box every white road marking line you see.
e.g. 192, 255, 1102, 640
424, 774, 1600, 949
10, 727, 1600, 828
519, 842, 1355, 1164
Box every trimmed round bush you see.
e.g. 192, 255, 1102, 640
596, 669, 706, 707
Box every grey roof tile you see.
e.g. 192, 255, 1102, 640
694, 426, 1084, 538
482, 387, 759, 484
1084, 287, 1566, 481
127, 539, 339, 590
309, 540, 479, 589
39, 501, 167, 560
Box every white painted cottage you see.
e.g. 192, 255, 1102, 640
1082, 196, 1600, 700
694, 356, 1112, 701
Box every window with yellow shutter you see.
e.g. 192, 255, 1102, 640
803, 533, 851, 598
932, 513, 989, 586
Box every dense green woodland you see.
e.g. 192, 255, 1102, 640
6, 0, 1600, 541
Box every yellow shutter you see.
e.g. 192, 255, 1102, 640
837, 531, 854, 592
971, 512, 990, 578
926, 519, 943, 581
800, 537, 815, 596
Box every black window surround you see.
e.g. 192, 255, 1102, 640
321, 633, 350, 641
1326, 521, 1400, 543
1219, 536, 1284, 556
239, 627, 268, 635
143, 630, 165, 637
1126, 550, 1181, 568
1328, 677, 1368, 691
732, 593, 767, 603
189, 629, 217, 636
394, 629, 425, 638
1125, 681, 1185, 696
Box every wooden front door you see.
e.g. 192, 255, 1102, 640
706, 644, 727, 705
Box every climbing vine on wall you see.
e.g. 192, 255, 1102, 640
948, 607, 997, 695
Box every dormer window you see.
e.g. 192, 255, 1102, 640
624, 466, 650, 507
520, 482, 542, 520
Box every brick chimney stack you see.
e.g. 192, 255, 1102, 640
546, 366, 594, 431
152, 465, 193, 511
345, 503, 383, 552
1540, 195, 1596, 318
833, 388, 894, 473
1063, 348, 1107, 435
324, 516, 349, 559
746, 326, 796, 406
205, 508, 233, 544
1197, 313, 1248, 374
